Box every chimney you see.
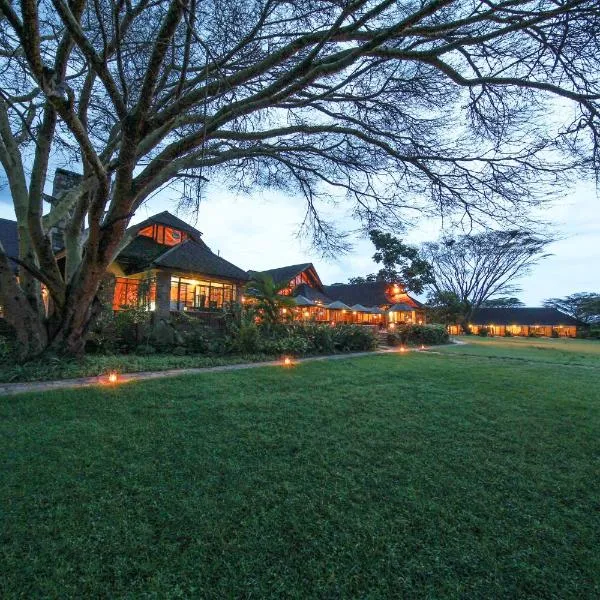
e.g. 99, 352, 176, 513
47, 168, 83, 251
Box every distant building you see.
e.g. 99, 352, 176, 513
448, 307, 580, 337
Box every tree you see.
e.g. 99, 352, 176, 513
244, 273, 295, 326
543, 293, 600, 324
0, 1, 599, 358
349, 230, 433, 293
426, 290, 469, 326
422, 230, 552, 326
481, 297, 525, 308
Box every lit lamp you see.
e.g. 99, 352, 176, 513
400, 346, 406, 353
283, 357, 293, 367
107, 370, 119, 384
282, 308, 287, 314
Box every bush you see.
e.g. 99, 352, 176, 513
230, 321, 261, 354
0, 335, 12, 363
113, 307, 153, 350
172, 346, 187, 356
331, 324, 378, 352
135, 344, 157, 355
551, 329, 559, 338
478, 327, 489, 337
504, 329, 513, 337
388, 324, 449, 346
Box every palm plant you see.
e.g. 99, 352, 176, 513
244, 273, 296, 326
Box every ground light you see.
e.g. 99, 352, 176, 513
399, 346, 406, 353
107, 370, 119, 384
283, 357, 293, 367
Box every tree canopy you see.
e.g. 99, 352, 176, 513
348, 230, 433, 293
481, 297, 525, 308
422, 230, 552, 321
1, 0, 599, 357
543, 293, 600, 324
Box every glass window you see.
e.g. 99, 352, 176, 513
113, 277, 156, 311
138, 224, 187, 246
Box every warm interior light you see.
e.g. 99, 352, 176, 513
282, 308, 287, 314
108, 371, 118, 383
389, 323, 396, 330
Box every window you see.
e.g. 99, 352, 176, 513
170, 277, 236, 311
113, 277, 156, 311
139, 224, 188, 246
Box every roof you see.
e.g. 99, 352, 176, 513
152, 239, 248, 281
127, 211, 203, 241
350, 304, 370, 312
324, 281, 422, 308
327, 300, 351, 310
388, 303, 416, 312
293, 295, 315, 307
470, 307, 580, 326
293, 283, 332, 304
250, 263, 314, 286
0, 218, 18, 272
116, 235, 172, 274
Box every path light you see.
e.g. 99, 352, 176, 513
107, 370, 119, 384
283, 356, 293, 367
400, 346, 406, 353
420, 344, 426, 350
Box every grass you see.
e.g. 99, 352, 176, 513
442, 335, 600, 367
0, 352, 278, 384
1, 338, 599, 598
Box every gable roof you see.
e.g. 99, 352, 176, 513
127, 211, 203, 241
470, 307, 580, 326
250, 262, 324, 287
293, 283, 332, 304
0, 218, 18, 272
116, 211, 247, 281
323, 281, 422, 308
152, 239, 248, 281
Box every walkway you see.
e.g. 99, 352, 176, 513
0, 347, 433, 397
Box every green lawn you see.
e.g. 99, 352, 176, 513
442, 335, 600, 367
2, 339, 599, 598
0, 352, 277, 384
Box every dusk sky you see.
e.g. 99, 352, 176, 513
0, 173, 598, 305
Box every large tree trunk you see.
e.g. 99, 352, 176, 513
0, 253, 48, 360
48, 265, 108, 357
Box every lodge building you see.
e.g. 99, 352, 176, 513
0, 169, 582, 336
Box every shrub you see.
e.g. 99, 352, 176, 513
114, 307, 152, 350
478, 327, 489, 337
172, 346, 187, 356
331, 324, 378, 352
551, 329, 559, 338
135, 344, 157, 355
504, 329, 513, 337
0, 335, 12, 363
388, 324, 449, 346
231, 321, 261, 354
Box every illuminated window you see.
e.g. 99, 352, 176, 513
139, 224, 188, 246
170, 277, 236, 311
113, 277, 156, 311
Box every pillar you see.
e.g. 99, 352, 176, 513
155, 271, 171, 319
